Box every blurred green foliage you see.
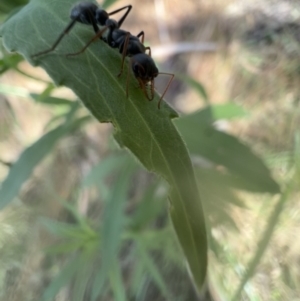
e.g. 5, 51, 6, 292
1, 0, 297, 301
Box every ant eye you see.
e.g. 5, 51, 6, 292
133, 64, 140, 73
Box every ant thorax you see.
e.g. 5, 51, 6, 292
126, 36, 146, 56
102, 19, 118, 41
110, 30, 146, 56
110, 29, 128, 48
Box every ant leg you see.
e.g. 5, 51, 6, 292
136, 32, 153, 56
157, 73, 174, 109
67, 26, 109, 57
117, 32, 130, 77
126, 58, 132, 98
137, 78, 150, 101
108, 5, 132, 28
145, 46, 151, 56
88, 11, 100, 34
129, 61, 152, 101
136, 31, 145, 44
150, 79, 155, 100
32, 18, 78, 58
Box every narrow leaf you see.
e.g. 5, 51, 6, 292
109, 260, 127, 301
42, 256, 81, 301
40, 218, 80, 238
1, 0, 208, 290
82, 153, 133, 188
232, 188, 290, 301
211, 103, 248, 120
30, 93, 74, 106
175, 108, 280, 193
177, 74, 209, 104
91, 160, 136, 300
0, 123, 71, 209
72, 254, 93, 301
137, 242, 171, 300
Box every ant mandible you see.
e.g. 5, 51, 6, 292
31, 2, 132, 58
67, 24, 174, 109
129, 53, 174, 109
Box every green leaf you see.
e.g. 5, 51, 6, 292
1, 0, 207, 290
100, 160, 136, 259
0, 52, 23, 74
0, 0, 28, 16
91, 160, 136, 300
175, 107, 280, 193
62, 201, 96, 234
30, 93, 74, 106
45, 241, 84, 254
210, 103, 248, 120
82, 153, 133, 188
42, 255, 82, 301
0, 83, 29, 98
136, 241, 171, 300
130, 252, 146, 297
40, 218, 81, 238
129, 180, 166, 231
72, 254, 94, 301
0, 118, 74, 209
109, 260, 127, 301
294, 132, 300, 179
232, 187, 291, 301
0, 102, 82, 210
195, 168, 247, 210
177, 74, 209, 104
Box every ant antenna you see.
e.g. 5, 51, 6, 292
108, 5, 132, 28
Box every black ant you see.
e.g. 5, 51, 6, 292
67, 24, 174, 109
31, 2, 132, 58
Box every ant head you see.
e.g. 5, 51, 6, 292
95, 9, 109, 25
132, 54, 159, 82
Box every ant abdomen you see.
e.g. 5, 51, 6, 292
70, 2, 98, 24
111, 31, 145, 56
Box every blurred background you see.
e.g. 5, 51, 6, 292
1, 0, 300, 300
